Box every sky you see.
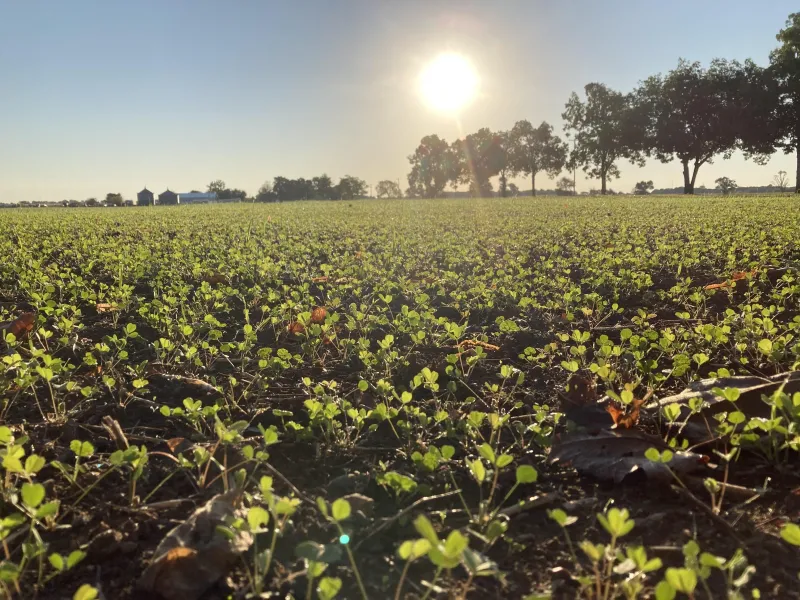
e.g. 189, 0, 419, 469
0, 0, 797, 202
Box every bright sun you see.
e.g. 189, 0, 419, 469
419, 53, 478, 114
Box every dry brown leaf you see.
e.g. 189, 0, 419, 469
287, 321, 305, 334
1, 312, 35, 339
310, 307, 327, 323
96, 303, 117, 313
312, 276, 329, 283
704, 269, 757, 290
458, 339, 500, 352
138, 490, 252, 600
606, 397, 646, 429
165, 438, 186, 453
549, 429, 709, 485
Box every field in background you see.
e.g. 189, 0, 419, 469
1, 197, 799, 599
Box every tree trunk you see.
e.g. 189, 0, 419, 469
601, 172, 607, 195
682, 159, 693, 195
531, 172, 536, 197
795, 143, 800, 194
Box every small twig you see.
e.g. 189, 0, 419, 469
498, 493, 559, 518
353, 490, 462, 551
262, 461, 314, 505
100, 416, 129, 450
139, 498, 194, 511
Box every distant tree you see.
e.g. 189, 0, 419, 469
312, 174, 335, 200
633, 180, 654, 195
207, 180, 226, 194
407, 135, 453, 198
455, 128, 507, 197
85, 197, 99, 207
493, 131, 517, 197
105, 193, 123, 207
255, 180, 275, 202
562, 84, 645, 195
556, 176, 575, 196
376, 180, 403, 198
773, 170, 790, 192
715, 177, 738, 196
507, 182, 519, 197
770, 13, 800, 193
509, 120, 567, 197
335, 175, 368, 200
636, 59, 774, 195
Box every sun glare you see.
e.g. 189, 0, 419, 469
419, 53, 478, 114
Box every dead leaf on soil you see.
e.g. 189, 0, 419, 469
457, 339, 500, 352
651, 371, 800, 444
165, 437, 187, 453
549, 429, 709, 485
312, 276, 329, 283
704, 270, 755, 290
152, 374, 220, 396
0, 312, 35, 339
287, 321, 305, 334
95, 303, 117, 313
606, 397, 646, 429
138, 490, 252, 600
310, 306, 327, 323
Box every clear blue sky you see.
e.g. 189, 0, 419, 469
0, 0, 796, 202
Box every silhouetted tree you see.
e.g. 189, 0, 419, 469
770, 12, 800, 193
715, 176, 738, 195
105, 193, 123, 207
509, 120, 566, 197
376, 180, 403, 198
556, 176, 575, 196
335, 175, 368, 200
633, 180, 654, 195
773, 170, 790, 192
563, 83, 645, 194
407, 135, 453, 198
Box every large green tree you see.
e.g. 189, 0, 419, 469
508, 120, 566, 197
770, 12, 800, 193
376, 180, 402, 198
407, 135, 453, 198
335, 175, 368, 200
455, 128, 506, 197
562, 83, 645, 195
636, 59, 775, 195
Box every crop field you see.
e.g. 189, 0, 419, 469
1, 197, 800, 600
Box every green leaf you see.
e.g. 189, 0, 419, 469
548, 508, 577, 527
21, 483, 45, 509
358, 380, 369, 392
398, 538, 430, 560
780, 523, 800, 546
440, 445, 455, 460
515, 464, 538, 484
48, 553, 65, 571
645, 447, 662, 462
24, 454, 46, 474
66, 550, 86, 569
469, 459, 486, 483
477, 443, 496, 464
413, 515, 440, 545
295, 541, 325, 561
73, 584, 98, 600
247, 506, 269, 531
0, 426, 13, 444
317, 577, 342, 600
496, 454, 513, 468
654, 580, 676, 600
443, 530, 468, 557
316, 496, 329, 518
665, 567, 697, 593
331, 498, 351, 522
758, 338, 773, 356
35, 501, 59, 520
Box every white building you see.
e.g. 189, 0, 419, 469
178, 192, 218, 204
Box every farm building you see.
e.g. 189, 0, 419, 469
178, 192, 218, 204
158, 190, 178, 205
137, 188, 154, 205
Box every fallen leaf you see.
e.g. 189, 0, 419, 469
96, 303, 117, 313
606, 397, 646, 429
165, 438, 186, 453
458, 339, 500, 352
138, 490, 252, 600
287, 321, 305, 334
549, 429, 709, 485
310, 307, 327, 323
704, 269, 757, 290
1, 312, 35, 339
152, 374, 219, 396
312, 276, 329, 283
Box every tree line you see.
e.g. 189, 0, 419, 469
407, 13, 800, 196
